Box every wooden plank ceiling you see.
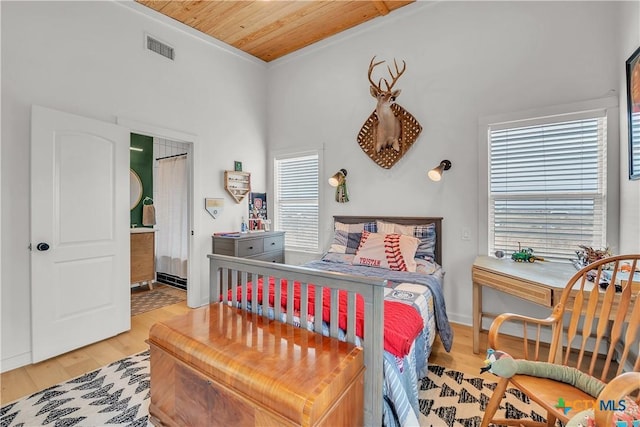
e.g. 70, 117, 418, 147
136, 1, 415, 62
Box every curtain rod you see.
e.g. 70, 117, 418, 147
156, 152, 187, 161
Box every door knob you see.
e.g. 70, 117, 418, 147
36, 242, 50, 251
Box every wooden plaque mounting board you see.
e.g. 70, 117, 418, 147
357, 103, 422, 169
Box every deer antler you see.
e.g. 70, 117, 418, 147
368, 56, 407, 92
368, 56, 385, 91
381, 58, 406, 91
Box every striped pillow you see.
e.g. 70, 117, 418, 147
352, 231, 419, 272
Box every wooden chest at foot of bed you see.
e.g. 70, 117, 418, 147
148, 303, 365, 427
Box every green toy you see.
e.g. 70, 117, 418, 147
511, 242, 545, 263
481, 349, 605, 398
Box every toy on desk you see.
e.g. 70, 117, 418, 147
511, 243, 545, 263
573, 245, 612, 270
595, 263, 640, 293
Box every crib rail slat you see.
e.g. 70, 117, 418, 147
250, 272, 258, 313
300, 282, 309, 329
208, 253, 386, 427
286, 277, 294, 324
329, 288, 339, 338
346, 292, 357, 343
314, 286, 323, 334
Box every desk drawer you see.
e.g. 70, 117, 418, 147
237, 238, 263, 257
473, 267, 552, 306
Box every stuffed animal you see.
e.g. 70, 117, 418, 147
481, 349, 640, 427
480, 349, 515, 375
480, 348, 605, 398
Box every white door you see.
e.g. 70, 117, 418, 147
31, 105, 130, 363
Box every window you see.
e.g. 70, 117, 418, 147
488, 111, 607, 262
273, 152, 319, 252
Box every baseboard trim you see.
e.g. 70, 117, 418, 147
1, 351, 31, 373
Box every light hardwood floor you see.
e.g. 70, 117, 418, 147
1, 300, 514, 405
0, 299, 189, 404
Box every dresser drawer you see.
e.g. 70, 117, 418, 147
263, 235, 283, 253
212, 238, 235, 256
250, 252, 284, 264
237, 238, 264, 257
212, 232, 285, 264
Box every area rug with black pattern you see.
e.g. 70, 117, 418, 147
1, 354, 547, 427
419, 364, 548, 427
130, 285, 185, 316
1, 351, 151, 427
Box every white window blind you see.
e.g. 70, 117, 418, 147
489, 114, 607, 262
274, 153, 319, 251
631, 110, 640, 178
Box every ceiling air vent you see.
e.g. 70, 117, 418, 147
146, 35, 175, 61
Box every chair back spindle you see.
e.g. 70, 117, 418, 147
555, 256, 640, 381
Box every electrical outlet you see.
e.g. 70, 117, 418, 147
461, 227, 471, 241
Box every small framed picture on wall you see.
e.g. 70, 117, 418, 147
234, 161, 243, 172
248, 192, 267, 231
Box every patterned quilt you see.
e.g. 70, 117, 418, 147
227, 259, 451, 426
303, 259, 453, 351
302, 259, 453, 426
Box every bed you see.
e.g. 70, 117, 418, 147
207, 216, 452, 426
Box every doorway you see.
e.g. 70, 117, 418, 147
153, 138, 191, 290
119, 116, 200, 310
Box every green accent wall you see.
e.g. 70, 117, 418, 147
130, 133, 154, 227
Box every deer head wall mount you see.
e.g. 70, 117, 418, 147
357, 56, 422, 169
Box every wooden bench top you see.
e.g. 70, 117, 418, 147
149, 303, 364, 425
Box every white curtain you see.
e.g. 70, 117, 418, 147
156, 155, 188, 279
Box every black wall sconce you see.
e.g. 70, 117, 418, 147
428, 160, 452, 182
328, 169, 349, 203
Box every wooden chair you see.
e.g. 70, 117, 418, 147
594, 371, 640, 426
481, 254, 640, 427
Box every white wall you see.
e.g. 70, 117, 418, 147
267, 1, 629, 325
1, 1, 267, 371
619, 1, 640, 253
2, 0, 637, 372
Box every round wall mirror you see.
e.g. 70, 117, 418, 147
130, 169, 143, 210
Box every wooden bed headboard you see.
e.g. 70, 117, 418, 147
333, 216, 444, 265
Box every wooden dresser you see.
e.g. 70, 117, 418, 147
149, 303, 364, 427
130, 229, 155, 289
212, 231, 285, 263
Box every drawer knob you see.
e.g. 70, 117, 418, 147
271, 242, 275, 246
248, 246, 253, 250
